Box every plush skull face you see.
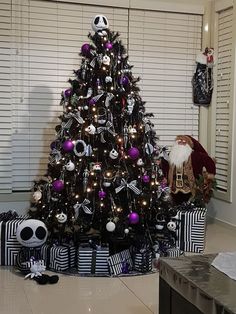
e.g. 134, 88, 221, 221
91, 15, 109, 32
109, 149, 119, 159
85, 124, 96, 135
16, 219, 48, 248
167, 221, 177, 232
102, 55, 110, 66
65, 160, 75, 171
56, 212, 67, 224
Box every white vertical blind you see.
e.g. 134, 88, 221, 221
128, 9, 202, 147
11, 0, 128, 191
0, 0, 12, 193
215, 7, 233, 193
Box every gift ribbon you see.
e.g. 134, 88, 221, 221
115, 179, 141, 195
97, 121, 116, 143
73, 199, 92, 218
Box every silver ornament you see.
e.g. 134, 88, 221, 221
145, 143, 154, 155
105, 76, 112, 83
124, 228, 129, 234
106, 221, 116, 232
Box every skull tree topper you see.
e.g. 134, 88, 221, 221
91, 15, 109, 32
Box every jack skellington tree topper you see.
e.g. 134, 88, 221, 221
16, 219, 59, 284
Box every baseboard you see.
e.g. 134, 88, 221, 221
207, 215, 236, 232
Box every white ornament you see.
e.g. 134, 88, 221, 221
105, 76, 112, 83
155, 224, 164, 230
56, 212, 67, 224
106, 221, 116, 232
137, 158, 144, 166
124, 228, 129, 234
103, 181, 111, 187
167, 221, 176, 232
93, 163, 102, 171
127, 97, 135, 115
145, 143, 154, 155
102, 55, 110, 66
65, 160, 75, 171
91, 15, 109, 32
16, 219, 48, 248
128, 127, 137, 134
33, 190, 42, 202
74, 140, 87, 157
109, 148, 119, 159
85, 124, 96, 135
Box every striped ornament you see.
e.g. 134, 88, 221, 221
176, 208, 207, 253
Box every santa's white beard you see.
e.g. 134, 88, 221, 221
169, 142, 193, 168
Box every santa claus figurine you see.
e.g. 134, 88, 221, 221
163, 135, 216, 205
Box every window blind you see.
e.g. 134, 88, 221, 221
214, 7, 233, 193
128, 9, 202, 147
0, 0, 12, 193
11, 0, 128, 191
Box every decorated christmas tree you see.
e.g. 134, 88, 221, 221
30, 15, 176, 252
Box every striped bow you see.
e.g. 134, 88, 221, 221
73, 199, 92, 218
97, 121, 116, 143
64, 111, 85, 125
115, 179, 141, 195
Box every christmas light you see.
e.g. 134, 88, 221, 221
142, 201, 147, 206
87, 188, 91, 192
116, 207, 123, 212
75, 194, 79, 199
93, 182, 97, 186
92, 108, 96, 112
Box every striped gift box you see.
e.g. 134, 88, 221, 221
77, 246, 109, 275
133, 251, 152, 273
107, 249, 133, 276
41, 244, 76, 271
0, 217, 27, 266
176, 208, 207, 253
166, 248, 181, 258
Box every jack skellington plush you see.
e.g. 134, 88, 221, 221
16, 219, 59, 284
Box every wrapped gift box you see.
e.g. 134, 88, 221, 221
41, 244, 76, 271
107, 249, 133, 276
166, 248, 182, 258
176, 208, 207, 253
0, 217, 26, 266
77, 246, 109, 275
133, 251, 152, 273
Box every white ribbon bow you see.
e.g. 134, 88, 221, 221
73, 199, 92, 218
115, 179, 141, 195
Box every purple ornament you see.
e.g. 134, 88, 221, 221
105, 42, 113, 50
142, 175, 150, 183
128, 147, 140, 160
64, 88, 71, 98
81, 43, 91, 56
62, 140, 74, 152
89, 98, 96, 105
128, 212, 139, 224
52, 180, 64, 193
98, 190, 106, 199
50, 141, 57, 150
120, 76, 129, 86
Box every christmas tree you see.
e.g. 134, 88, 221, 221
30, 15, 175, 252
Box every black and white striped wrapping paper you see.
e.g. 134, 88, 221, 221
41, 244, 76, 271
107, 249, 133, 276
133, 251, 152, 273
176, 208, 207, 253
77, 246, 109, 275
166, 248, 181, 258
0, 217, 27, 266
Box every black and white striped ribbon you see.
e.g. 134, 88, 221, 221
73, 199, 92, 218
115, 179, 141, 195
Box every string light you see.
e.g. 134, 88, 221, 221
142, 201, 147, 206
116, 207, 123, 212
87, 187, 91, 192
75, 194, 79, 199
92, 108, 96, 112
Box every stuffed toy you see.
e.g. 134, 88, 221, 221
16, 219, 59, 284
162, 135, 216, 205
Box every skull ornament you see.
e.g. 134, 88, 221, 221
91, 15, 109, 32
65, 160, 75, 171
102, 55, 110, 66
85, 124, 96, 135
16, 219, 48, 248
167, 221, 177, 232
109, 148, 119, 159
56, 212, 67, 224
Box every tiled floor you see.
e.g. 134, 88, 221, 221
1, 221, 236, 314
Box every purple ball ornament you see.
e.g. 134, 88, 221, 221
88, 98, 96, 105
128, 147, 140, 160
62, 140, 74, 152
120, 76, 129, 86
142, 175, 150, 183
81, 43, 91, 56
64, 88, 72, 98
52, 180, 64, 193
105, 42, 113, 50
128, 212, 139, 224
98, 190, 106, 199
